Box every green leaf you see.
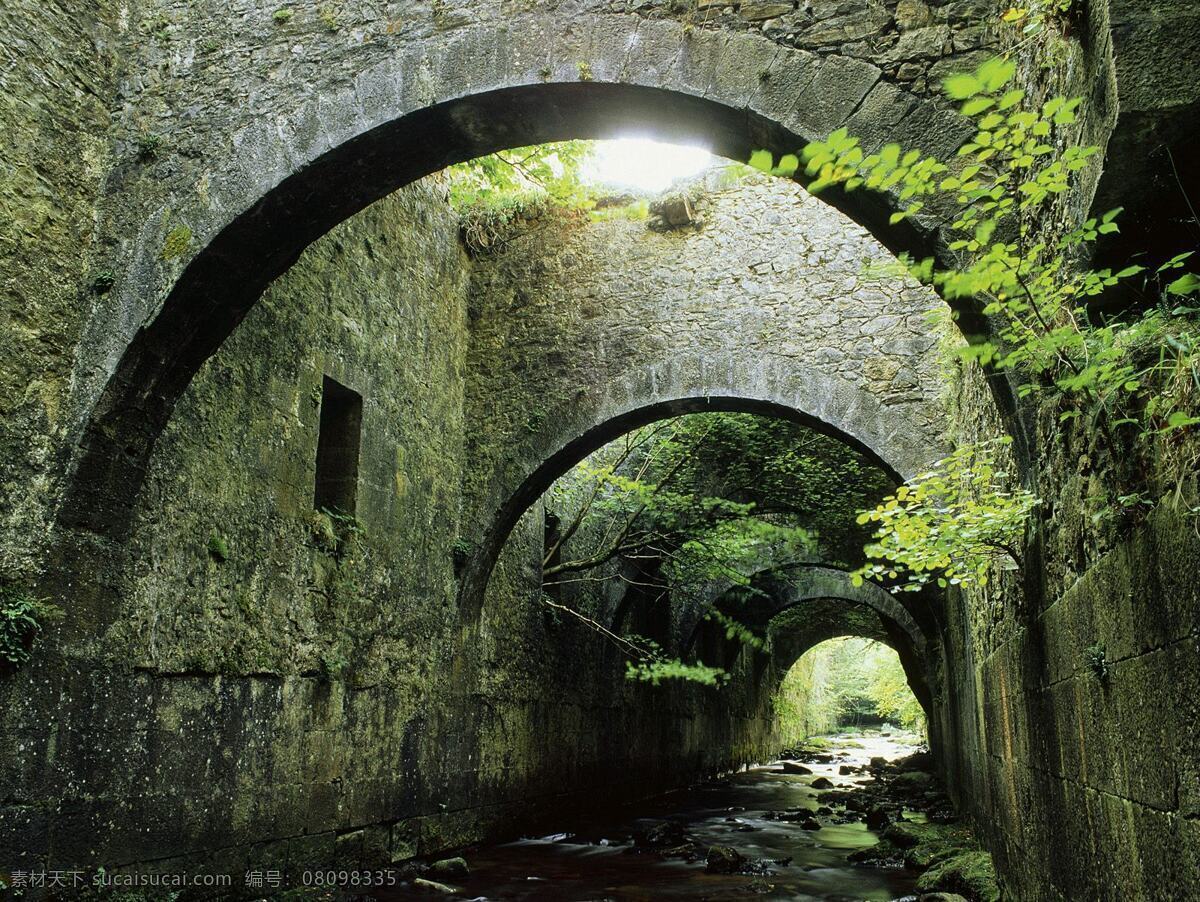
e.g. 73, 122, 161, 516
944, 73, 982, 100
1158, 251, 1194, 273
1167, 273, 1200, 296
978, 57, 1017, 92
997, 88, 1025, 110
774, 153, 800, 177
1166, 411, 1200, 431
748, 149, 774, 173
963, 97, 995, 116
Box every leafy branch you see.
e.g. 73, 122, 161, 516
1, 581, 63, 669
539, 413, 887, 683
753, 55, 1199, 482
850, 439, 1038, 593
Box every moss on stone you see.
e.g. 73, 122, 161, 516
160, 224, 193, 260
916, 849, 1001, 902
883, 820, 976, 870
206, 532, 230, 562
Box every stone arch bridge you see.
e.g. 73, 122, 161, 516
2, 1, 1199, 899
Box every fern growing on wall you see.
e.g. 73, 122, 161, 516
1, 580, 62, 670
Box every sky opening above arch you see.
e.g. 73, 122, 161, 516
582, 137, 714, 193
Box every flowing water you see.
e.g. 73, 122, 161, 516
390, 732, 925, 900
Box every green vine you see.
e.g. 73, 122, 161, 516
747, 55, 1200, 591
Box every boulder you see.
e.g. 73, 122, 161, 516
782, 761, 813, 775
893, 771, 935, 792
706, 845, 746, 874
412, 878, 457, 894
427, 857, 469, 879
774, 807, 818, 822
883, 822, 925, 849
865, 805, 891, 831
848, 841, 903, 866
648, 191, 702, 230
916, 851, 1001, 902
636, 820, 687, 849
898, 751, 935, 772
810, 776, 834, 789
816, 790, 855, 805
906, 845, 940, 870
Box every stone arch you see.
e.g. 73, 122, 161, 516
758, 564, 928, 657
62, 9, 986, 553
456, 170, 961, 616
680, 563, 928, 661
768, 606, 897, 666
764, 599, 932, 718
763, 566, 932, 710
460, 373, 941, 617
671, 562, 934, 717
765, 615, 932, 725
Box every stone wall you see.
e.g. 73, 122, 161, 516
934, 397, 1200, 900
623, 0, 998, 96
1, 179, 473, 875
914, 6, 1200, 897
459, 172, 955, 608
0, 1, 118, 573
6, 173, 916, 881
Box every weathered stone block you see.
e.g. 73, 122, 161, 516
739, 2, 793, 21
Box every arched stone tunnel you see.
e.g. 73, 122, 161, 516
2, 0, 1199, 899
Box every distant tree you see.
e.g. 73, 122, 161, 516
445, 141, 598, 254
774, 638, 925, 740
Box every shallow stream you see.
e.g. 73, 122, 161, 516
391, 732, 926, 900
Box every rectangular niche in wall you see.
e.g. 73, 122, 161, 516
314, 376, 363, 515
